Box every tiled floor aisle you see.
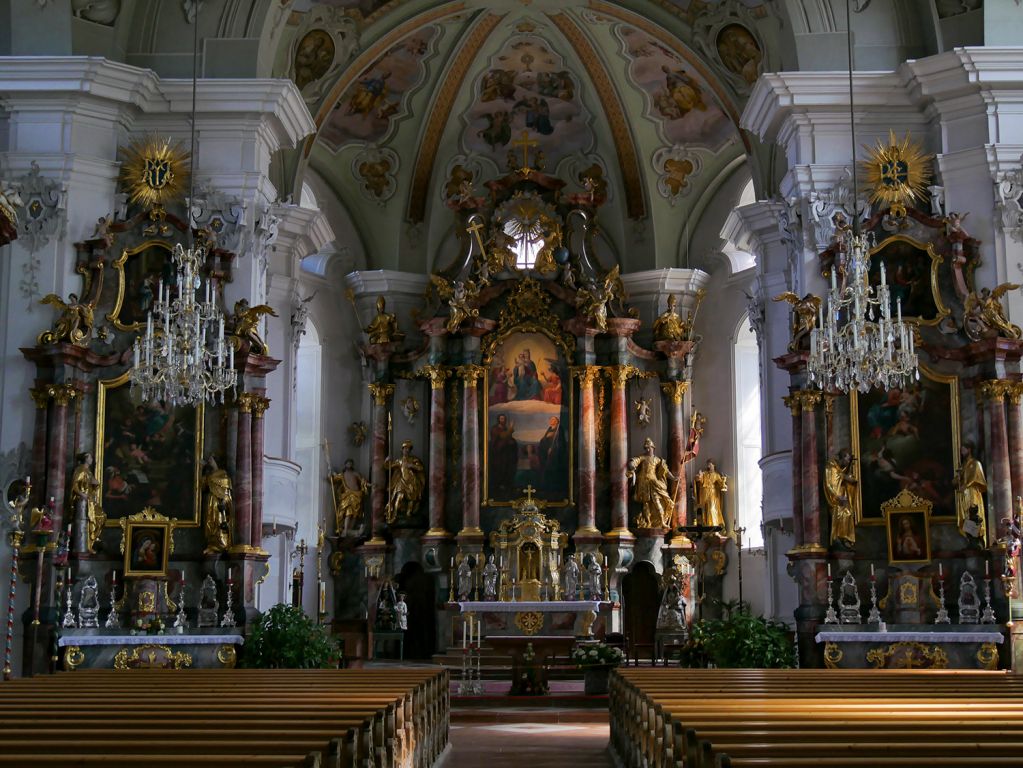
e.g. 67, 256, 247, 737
444, 707, 613, 767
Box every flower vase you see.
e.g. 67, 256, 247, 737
583, 665, 611, 695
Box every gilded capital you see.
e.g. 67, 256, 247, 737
571, 366, 602, 387
416, 364, 451, 390
456, 364, 486, 387
782, 394, 800, 416
368, 382, 396, 406
798, 390, 823, 412
660, 380, 689, 405
978, 379, 1013, 404
29, 386, 52, 410
237, 392, 257, 413
251, 395, 271, 418
1010, 382, 1023, 406
51, 384, 77, 407
606, 364, 640, 390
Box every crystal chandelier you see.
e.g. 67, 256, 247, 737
807, 231, 919, 393
130, 242, 237, 405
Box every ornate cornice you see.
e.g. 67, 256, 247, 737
660, 380, 689, 405
368, 382, 396, 406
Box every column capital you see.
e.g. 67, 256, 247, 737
660, 380, 690, 405
367, 382, 395, 406
979, 379, 1014, 404
416, 364, 451, 390
455, 364, 486, 387
29, 386, 52, 409
251, 395, 271, 419
51, 384, 77, 407
571, 365, 602, 387
785, 389, 823, 413
1009, 382, 1023, 406
606, 364, 642, 390
237, 392, 257, 413
782, 394, 800, 415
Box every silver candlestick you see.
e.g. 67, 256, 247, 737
934, 577, 951, 624
867, 579, 881, 624
61, 582, 77, 628
220, 580, 236, 628
174, 583, 188, 630
982, 577, 997, 624
824, 576, 839, 624
104, 584, 119, 628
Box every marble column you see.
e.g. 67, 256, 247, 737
420, 365, 451, 537
29, 387, 50, 507
250, 396, 270, 551
456, 365, 485, 539
661, 380, 689, 530
574, 366, 602, 536
606, 366, 634, 538
367, 383, 395, 544
233, 394, 254, 551
1007, 384, 1023, 507
46, 385, 76, 535
799, 390, 824, 549
783, 394, 805, 547
981, 381, 1013, 532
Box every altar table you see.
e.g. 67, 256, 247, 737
58, 631, 244, 670
815, 625, 1005, 669
455, 600, 606, 638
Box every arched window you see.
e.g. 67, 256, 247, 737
294, 320, 323, 613
733, 313, 764, 548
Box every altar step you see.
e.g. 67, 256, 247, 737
432, 645, 584, 681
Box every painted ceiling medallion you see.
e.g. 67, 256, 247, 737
119, 136, 190, 210
862, 130, 932, 213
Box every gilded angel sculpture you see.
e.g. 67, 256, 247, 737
429, 274, 480, 334
231, 298, 278, 355
963, 283, 1022, 342
38, 292, 94, 347
576, 264, 621, 333
773, 292, 821, 352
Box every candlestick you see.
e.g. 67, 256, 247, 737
938, 563, 943, 579
827, 562, 832, 578
824, 573, 839, 625
462, 621, 466, 649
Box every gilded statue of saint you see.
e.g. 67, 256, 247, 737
773, 292, 821, 352
652, 294, 690, 342
70, 452, 104, 551
955, 442, 987, 542
385, 440, 425, 524
824, 449, 858, 547
627, 437, 676, 529
365, 296, 404, 345
230, 299, 278, 355
202, 456, 234, 554
329, 459, 369, 537
694, 460, 728, 532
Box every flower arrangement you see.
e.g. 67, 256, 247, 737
130, 617, 166, 636
571, 641, 625, 668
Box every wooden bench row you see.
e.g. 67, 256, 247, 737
610, 667, 1023, 768
0, 668, 450, 768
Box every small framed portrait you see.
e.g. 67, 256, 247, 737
883, 489, 932, 564
121, 508, 173, 578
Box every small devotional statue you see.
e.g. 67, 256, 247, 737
694, 460, 728, 532
586, 554, 603, 600
627, 437, 677, 529
365, 296, 405, 345
944, 211, 972, 299
429, 275, 481, 333
197, 574, 219, 628
39, 292, 94, 347
394, 593, 408, 631
70, 452, 105, 552
201, 456, 234, 555
456, 556, 473, 602
772, 292, 821, 352
328, 459, 369, 537
576, 265, 621, 333
385, 440, 425, 524
482, 554, 499, 601
652, 294, 690, 342
963, 283, 1022, 342
563, 553, 580, 600
656, 577, 686, 631
230, 298, 278, 355
955, 442, 987, 543
824, 449, 858, 547
77, 575, 100, 628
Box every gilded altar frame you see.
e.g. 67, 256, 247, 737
107, 240, 175, 332
850, 363, 960, 525
868, 234, 950, 327
120, 507, 175, 578
96, 371, 204, 527
882, 488, 933, 565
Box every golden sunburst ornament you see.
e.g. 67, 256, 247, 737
861, 130, 932, 212
119, 135, 190, 209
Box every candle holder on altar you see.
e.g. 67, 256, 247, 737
174, 581, 188, 631
105, 579, 120, 629
982, 577, 997, 624
61, 579, 77, 628
824, 575, 839, 625
448, 564, 456, 603
221, 579, 237, 628
867, 578, 881, 624
934, 576, 951, 625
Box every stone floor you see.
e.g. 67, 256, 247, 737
443, 706, 613, 767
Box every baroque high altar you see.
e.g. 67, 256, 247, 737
330, 139, 730, 654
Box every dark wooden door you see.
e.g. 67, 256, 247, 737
622, 561, 660, 661
397, 562, 437, 660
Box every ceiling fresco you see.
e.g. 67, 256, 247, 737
657, 0, 770, 24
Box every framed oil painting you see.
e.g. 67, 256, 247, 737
96, 372, 203, 527
851, 365, 960, 524
484, 329, 573, 507
108, 240, 175, 331
868, 235, 950, 327
883, 490, 932, 565
120, 508, 174, 578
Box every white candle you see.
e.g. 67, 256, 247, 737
462, 621, 467, 649
938, 563, 943, 579
450, 557, 454, 568
228, 567, 234, 581
827, 562, 832, 578
986, 560, 990, 577
870, 563, 875, 577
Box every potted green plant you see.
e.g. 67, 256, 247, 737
238, 603, 342, 669
571, 641, 625, 695
679, 601, 795, 669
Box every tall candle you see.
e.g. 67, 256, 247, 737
938, 563, 943, 579
870, 563, 875, 578
986, 560, 990, 577
462, 621, 467, 649
827, 562, 832, 578
228, 567, 234, 582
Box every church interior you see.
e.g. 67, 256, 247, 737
4, 0, 1023, 765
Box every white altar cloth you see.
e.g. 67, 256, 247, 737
815, 630, 1002, 644
58, 633, 243, 647
456, 601, 603, 613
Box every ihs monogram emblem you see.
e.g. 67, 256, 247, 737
119, 135, 189, 209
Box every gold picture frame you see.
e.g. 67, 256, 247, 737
120, 507, 174, 578
868, 234, 950, 328
850, 363, 960, 525
107, 240, 174, 331
96, 371, 204, 527
883, 489, 933, 565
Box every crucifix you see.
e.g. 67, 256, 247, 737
512, 130, 538, 174
465, 219, 488, 261
522, 484, 537, 505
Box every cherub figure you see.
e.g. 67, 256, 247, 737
773, 292, 821, 352
39, 292, 94, 347
349, 421, 368, 447
429, 274, 480, 334
230, 298, 278, 355
576, 264, 621, 333
963, 283, 1022, 341
634, 397, 652, 426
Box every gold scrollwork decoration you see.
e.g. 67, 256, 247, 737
63, 646, 86, 671
866, 641, 949, 670
217, 645, 238, 668
514, 611, 544, 636
113, 644, 193, 670
822, 642, 843, 669
709, 549, 726, 576
976, 642, 999, 670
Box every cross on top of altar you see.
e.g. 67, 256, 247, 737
512, 130, 539, 174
